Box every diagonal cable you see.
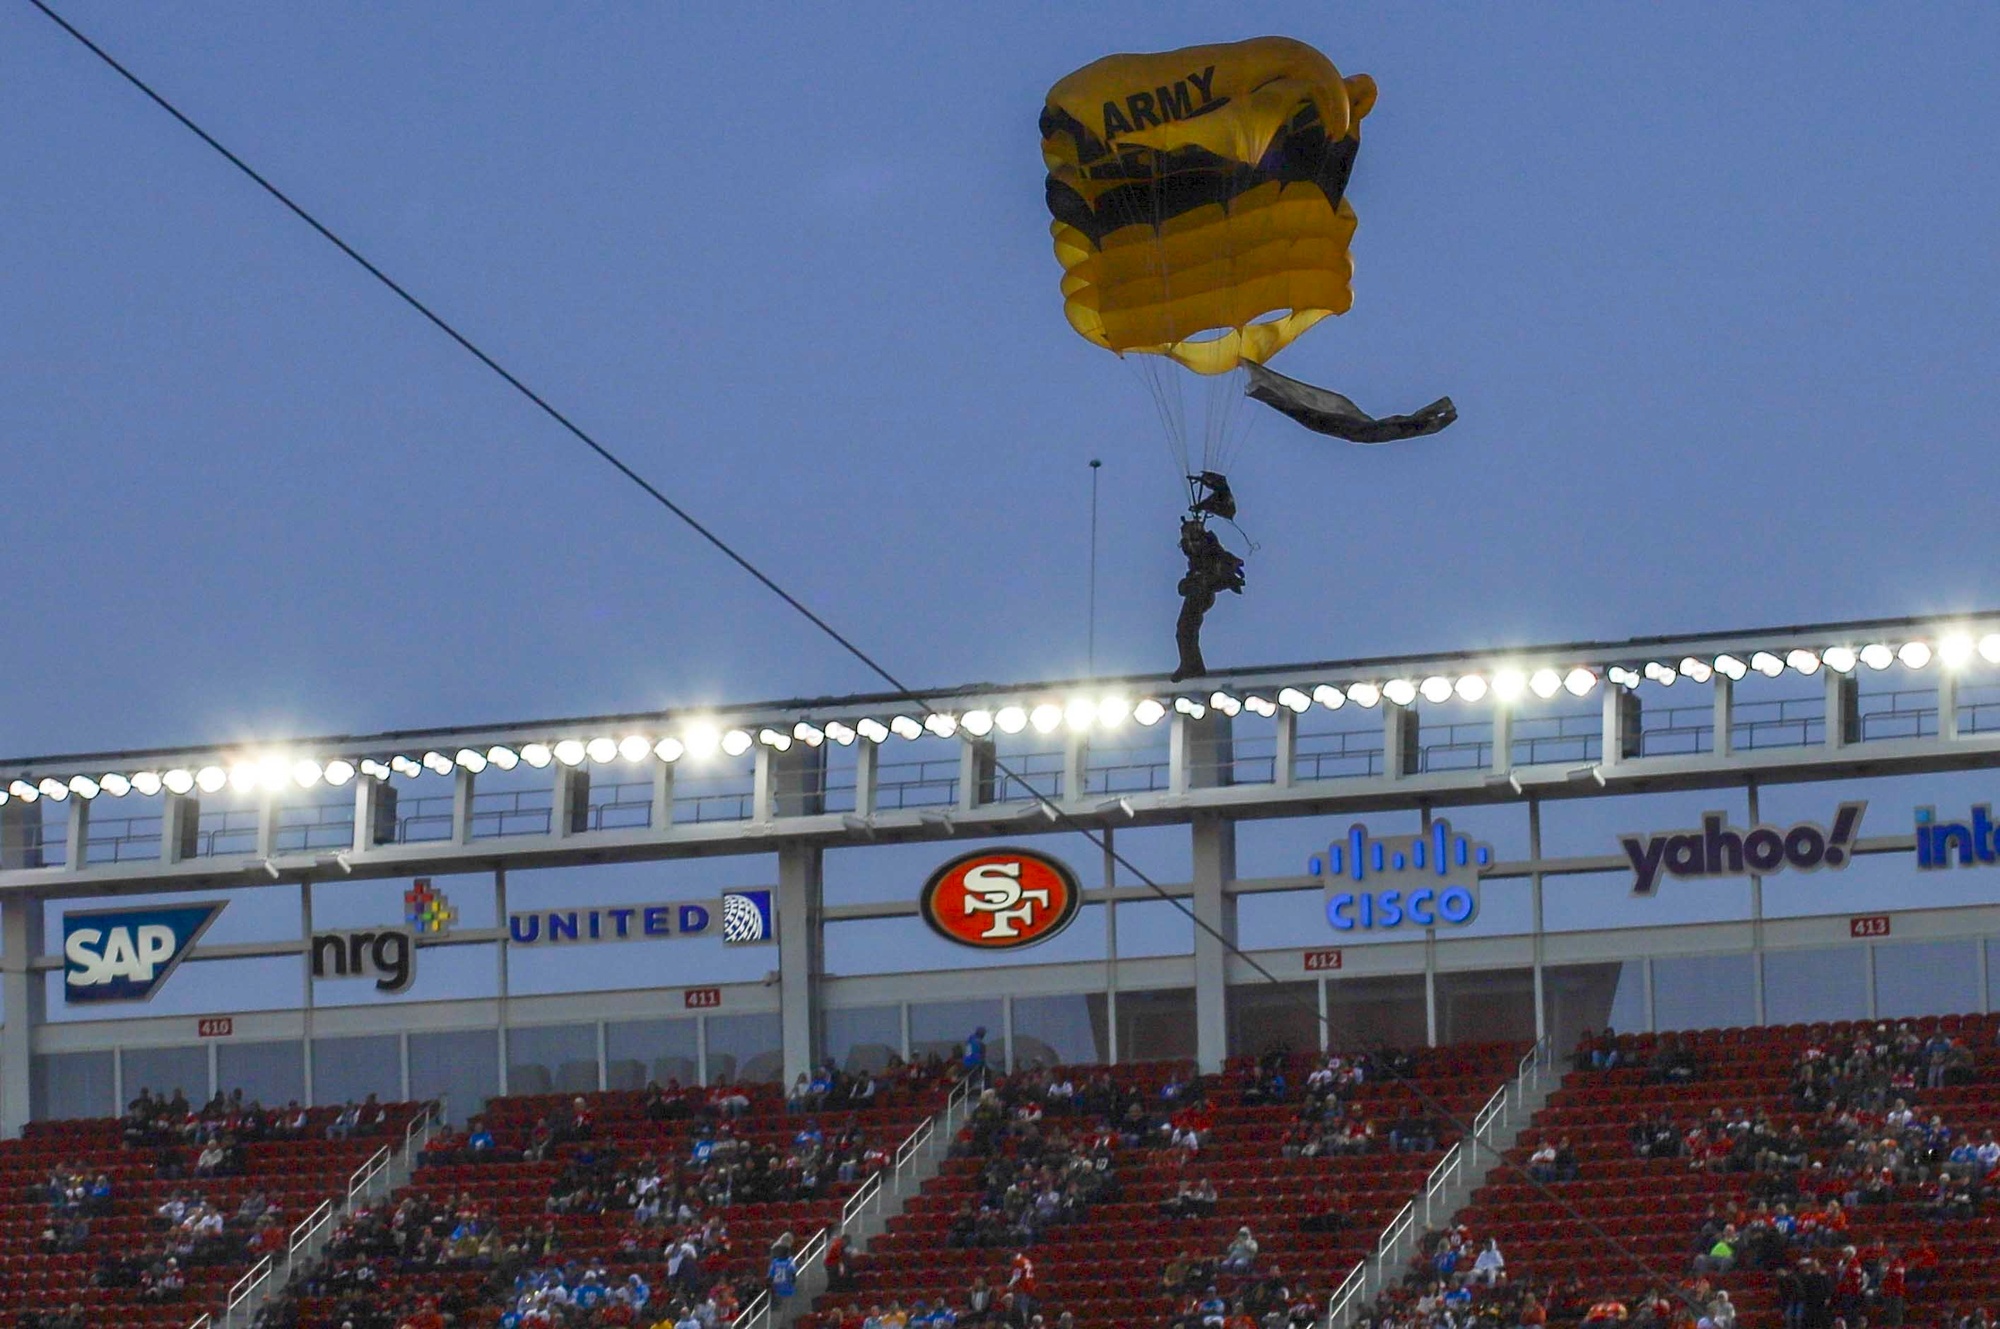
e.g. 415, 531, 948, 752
24, 1, 1704, 1309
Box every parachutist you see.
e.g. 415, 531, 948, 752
1187, 471, 1237, 522
1171, 516, 1245, 683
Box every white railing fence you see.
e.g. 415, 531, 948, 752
1325, 1036, 1555, 1329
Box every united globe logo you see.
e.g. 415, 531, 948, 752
721, 890, 775, 944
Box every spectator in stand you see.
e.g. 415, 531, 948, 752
964, 1274, 994, 1324
1007, 1250, 1038, 1318
1221, 1226, 1259, 1273
1694, 1225, 1738, 1275
1470, 1238, 1507, 1288
964, 1028, 989, 1078
1648, 1034, 1700, 1085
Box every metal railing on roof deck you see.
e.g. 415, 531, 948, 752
17, 610, 2000, 890
1325, 1037, 1553, 1329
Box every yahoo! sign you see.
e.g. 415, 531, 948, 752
1620, 803, 1865, 896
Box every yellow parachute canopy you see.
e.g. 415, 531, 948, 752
1041, 36, 1376, 375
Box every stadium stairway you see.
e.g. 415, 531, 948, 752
758, 1073, 991, 1328
1442, 1014, 2000, 1329
213, 1101, 444, 1326
1326, 1038, 1560, 1325
804, 1044, 1536, 1329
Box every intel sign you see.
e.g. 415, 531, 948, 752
1310, 821, 1491, 933
63, 902, 226, 1004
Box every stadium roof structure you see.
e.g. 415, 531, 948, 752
3, 610, 1999, 895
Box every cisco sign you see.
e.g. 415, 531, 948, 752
63, 902, 226, 1004
1310, 821, 1491, 933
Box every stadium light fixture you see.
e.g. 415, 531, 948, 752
131, 772, 163, 796
1382, 679, 1418, 707
1563, 668, 1597, 697
1608, 666, 1640, 689
419, 752, 453, 776
8, 779, 37, 803
1132, 699, 1167, 726
924, 713, 958, 739
228, 761, 259, 792
890, 715, 925, 740
1419, 676, 1454, 705
196, 766, 228, 793
257, 755, 289, 791
1938, 634, 1975, 670
1529, 669, 1562, 699
1208, 692, 1243, 717
758, 728, 793, 752
1641, 662, 1676, 687
486, 746, 519, 771
68, 776, 99, 800
1491, 669, 1527, 703
1244, 694, 1278, 718
721, 729, 754, 756
585, 737, 619, 764
654, 737, 685, 762
1712, 654, 1748, 682
994, 706, 1028, 735
960, 710, 994, 737
1277, 687, 1311, 713
39, 778, 68, 802
1065, 699, 1097, 731
1980, 634, 2000, 665
1786, 649, 1821, 676
325, 760, 356, 787
794, 722, 825, 747
1312, 684, 1345, 710
1347, 682, 1382, 708
618, 735, 651, 762
822, 722, 855, 746
519, 744, 553, 769
1858, 643, 1895, 671
1898, 640, 1932, 669
1679, 657, 1713, 684
1821, 646, 1857, 674
1749, 652, 1784, 678
856, 718, 890, 744
1098, 696, 1131, 727
101, 773, 132, 798
1455, 674, 1488, 702
293, 759, 325, 788
1029, 704, 1063, 734
552, 740, 588, 767
454, 749, 487, 775
164, 769, 196, 796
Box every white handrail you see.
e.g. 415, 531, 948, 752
734, 1288, 772, 1329
287, 1196, 335, 1274
1324, 1036, 1553, 1329
346, 1143, 391, 1201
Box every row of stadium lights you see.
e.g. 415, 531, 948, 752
7, 633, 1997, 811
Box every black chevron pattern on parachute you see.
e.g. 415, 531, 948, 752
1043, 104, 1360, 245
1243, 360, 1457, 443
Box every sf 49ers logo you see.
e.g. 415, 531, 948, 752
920, 848, 1082, 950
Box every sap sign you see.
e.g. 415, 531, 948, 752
1310, 821, 1491, 933
63, 902, 226, 1004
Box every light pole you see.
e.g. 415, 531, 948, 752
1087, 459, 1102, 677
